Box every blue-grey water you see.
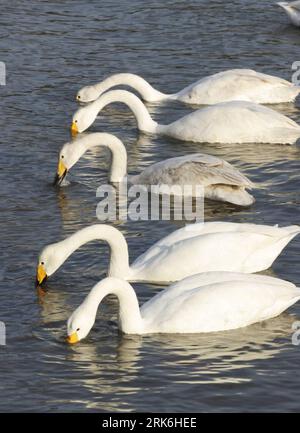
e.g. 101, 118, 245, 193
1, 0, 300, 412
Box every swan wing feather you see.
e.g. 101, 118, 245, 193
131, 225, 300, 282
164, 101, 300, 143
134, 153, 253, 187
141, 278, 300, 333
177, 69, 296, 104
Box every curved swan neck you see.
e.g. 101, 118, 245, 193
85, 277, 143, 334
94, 73, 170, 102
93, 90, 158, 133
56, 225, 130, 278
76, 133, 127, 182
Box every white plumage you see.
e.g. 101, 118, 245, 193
76, 70, 300, 104
66, 273, 300, 341
37, 222, 300, 285
278, 2, 300, 27
71, 90, 300, 144
55, 133, 255, 206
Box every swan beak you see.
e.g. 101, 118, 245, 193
66, 332, 79, 344
53, 160, 67, 186
70, 121, 78, 136
36, 264, 47, 286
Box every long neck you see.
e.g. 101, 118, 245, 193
56, 225, 130, 278
93, 90, 158, 133
79, 133, 128, 182
94, 73, 169, 102
84, 277, 143, 334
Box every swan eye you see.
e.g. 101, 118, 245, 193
61, 155, 64, 159
41, 261, 44, 265
77, 95, 80, 99
75, 120, 78, 123
76, 328, 80, 332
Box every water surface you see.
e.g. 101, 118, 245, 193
1, 0, 300, 412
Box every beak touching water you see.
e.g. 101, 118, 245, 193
66, 332, 79, 344
70, 121, 78, 136
53, 159, 67, 186
36, 264, 47, 286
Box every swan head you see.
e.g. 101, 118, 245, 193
53, 140, 85, 186
67, 304, 94, 344
76, 85, 98, 103
71, 104, 97, 136
36, 243, 67, 285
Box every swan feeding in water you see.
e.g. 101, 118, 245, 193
36, 222, 300, 285
66, 272, 300, 342
76, 70, 300, 104
54, 132, 255, 206
71, 90, 300, 144
277, 2, 300, 27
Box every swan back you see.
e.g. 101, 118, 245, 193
131, 153, 253, 188
159, 101, 300, 144
130, 223, 300, 282
141, 273, 300, 333
176, 69, 298, 104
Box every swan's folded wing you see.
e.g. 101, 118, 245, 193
142, 279, 300, 333
177, 157, 254, 187
164, 100, 300, 144
136, 153, 253, 188
181, 69, 293, 102
164, 154, 254, 188
216, 70, 293, 93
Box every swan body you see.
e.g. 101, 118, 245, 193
71, 90, 300, 144
36, 222, 300, 285
67, 273, 300, 341
55, 132, 255, 206
278, 2, 300, 26
76, 70, 300, 104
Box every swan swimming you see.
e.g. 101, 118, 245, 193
277, 2, 300, 26
36, 222, 300, 285
76, 70, 300, 104
54, 132, 255, 206
71, 90, 300, 144
66, 272, 300, 342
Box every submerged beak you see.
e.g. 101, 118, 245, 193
53, 160, 68, 186
66, 332, 79, 344
36, 264, 47, 286
70, 121, 78, 136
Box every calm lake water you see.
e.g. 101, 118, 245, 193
1, 0, 300, 412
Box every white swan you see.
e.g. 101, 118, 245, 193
36, 222, 300, 285
71, 90, 300, 144
278, 2, 300, 26
54, 133, 255, 206
66, 272, 300, 342
76, 71, 300, 104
